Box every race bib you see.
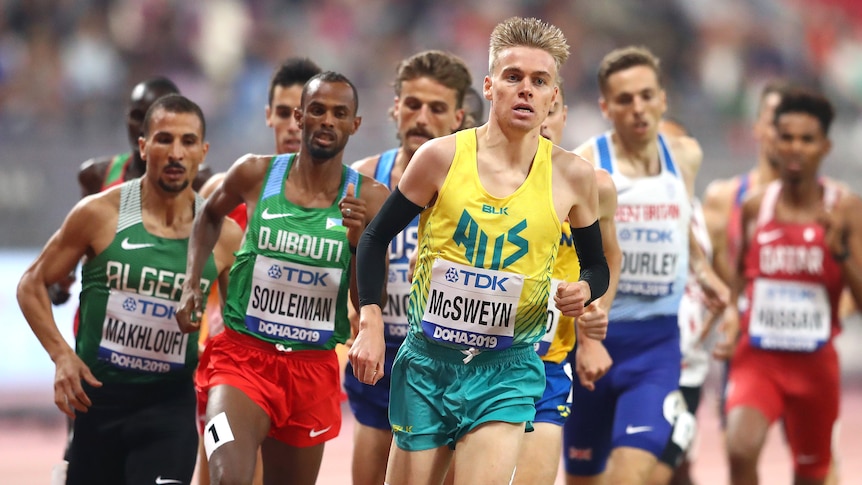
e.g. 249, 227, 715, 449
749, 278, 831, 352
382, 262, 411, 343
617, 222, 680, 297
245, 255, 341, 344
535, 278, 564, 356
98, 290, 188, 374
421, 259, 523, 350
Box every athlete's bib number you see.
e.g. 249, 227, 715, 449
421, 259, 523, 350
617, 217, 681, 297
245, 255, 341, 344
98, 289, 188, 373
749, 278, 831, 352
382, 262, 411, 342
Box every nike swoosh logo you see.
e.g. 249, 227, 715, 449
625, 425, 653, 435
796, 454, 819, 465
309, 426, 332, 438
757, 229, 783, 245
155, 477, 183, 485
261, 208, 293, 220
121, 238, 155, 250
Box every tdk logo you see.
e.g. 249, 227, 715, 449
281, 267, 329, 286
458, 269, 509, 291
619, 228, 673, 243
136, 300, 177, 320
482, 204, 508, 216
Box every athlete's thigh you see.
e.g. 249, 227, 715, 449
606, 446, 658, 484
260, 437, 325, 485
352, 422, 394, 485
65, 406, 124, 485
454, 421, 525, 485
513, 422, 563, 485
783, 365, 839, 479
204, 384, 271, 483
386, 440, 453, 485
564, 376, 616, 476
124, 390, 198, 485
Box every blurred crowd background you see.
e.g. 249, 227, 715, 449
2, 0, 862, 247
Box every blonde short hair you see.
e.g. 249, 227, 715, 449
488, 17, 569, 76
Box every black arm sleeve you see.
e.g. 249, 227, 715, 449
571, 219, 610, 306
357, 188, 425, 307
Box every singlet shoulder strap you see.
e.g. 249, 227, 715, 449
756, 180, 782, 228
374, 149, 399, 187
117, 179, 143, 233
595, 133, 613, 173
261, 154, 292, 200
657, 134, 679, 178
341, 165, 361, 198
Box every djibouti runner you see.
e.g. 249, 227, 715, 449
175, 71, 389, 485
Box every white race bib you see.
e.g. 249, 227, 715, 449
244, 255, 341, 344
382, 262, 411, 342
748, 278, 831, 352
421, 259, 523, 350
98, 289, 188, 373
617, 216, 681, 297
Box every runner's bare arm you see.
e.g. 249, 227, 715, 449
576, 168, 620, 340
350, 138, 453, 385
702, 178, 738, 284
177, 155, 266, 332
832, 193, 862, 309
17, 195, 115, 416
213, 217, 242, 307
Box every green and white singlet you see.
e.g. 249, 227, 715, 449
222, 154, 360, 350
77, 179, 216, 384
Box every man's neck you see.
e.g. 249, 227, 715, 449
479, 122, 542, 169
292, 152, 344, 194
140, 179, 193, 228
780, 177, 822, 208
612, 131, 660, 176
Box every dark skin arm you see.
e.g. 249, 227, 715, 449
822, 193, 862, 310
176, 155, 261, 333
714, 191, 763, 360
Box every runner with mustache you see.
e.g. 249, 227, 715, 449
346, 50, 473, 485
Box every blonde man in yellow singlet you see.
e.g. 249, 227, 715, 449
350, 17, 611, 485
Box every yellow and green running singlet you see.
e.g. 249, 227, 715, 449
407, 129, 561, 350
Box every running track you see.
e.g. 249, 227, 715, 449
2, 385, 862, 484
